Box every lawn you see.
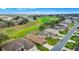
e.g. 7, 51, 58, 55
70, 35, 79, 41
46, 38, 60, 46
74, 32, 79, 34
68, 23, 74, 29
38, 16, 59, 24
3, 28, 16, 38
59, 29, 69, 35
59, 31, 67, 35
74, 30, 79, 34
12, 25, 39, 39
36, 44, 49, 51
65, 42, 76, 49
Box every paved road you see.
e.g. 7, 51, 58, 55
51, 23, 79, 51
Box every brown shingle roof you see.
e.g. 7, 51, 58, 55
1, 39, 35, 51
26, 34, 46, 45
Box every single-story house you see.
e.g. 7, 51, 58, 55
62, 19, 72, 25
1, 38, 35, 51
54, 25, 60, 30
26, 33, 46, 45
40, 28, 59, 38
54, 22, 68, 29
58, 22, 68, 31
59, 23, 68, 28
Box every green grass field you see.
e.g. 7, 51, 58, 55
12, 25, 39, 39
38, 16, 59, 24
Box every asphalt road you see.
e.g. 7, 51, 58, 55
51, 23, 79, 51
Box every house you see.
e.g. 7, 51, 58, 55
54, 25, 60, 30
54, 22, 68, 29
0, 16, 13, 20
40, 28, 59, 38
59, 23, 68, 28
26, 33, 46, 45
58, 22, 68, 31
1, 38, 35, 51
62, 19, 72, 25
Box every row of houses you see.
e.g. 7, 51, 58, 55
0, 18, 73, 51
40, 19, 72, 38
0, 33, 46, 51
40, 28, 59, 38
54, 19, 72, 31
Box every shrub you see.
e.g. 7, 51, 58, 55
0, 33, 10, 45
0, 18, 3, 22
65, 42, 76, 49
0, 20, 15, 28
39, 25, 45, 31
36, 44, 49, 51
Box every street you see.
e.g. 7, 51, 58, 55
51, 22, 79, 51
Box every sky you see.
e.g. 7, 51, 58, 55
0, 8, 79, 14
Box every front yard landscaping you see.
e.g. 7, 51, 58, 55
59, 30, 67, 35
68, 23, 74, 29
46, 38, 60, 46
36, 44, 49, 51
65, 42, 76, 49
59, 23, 74, 35
70, 35, 79, 41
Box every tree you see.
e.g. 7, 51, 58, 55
33, 16, 37, 20
13, 16, 20, 20
2, 20, 15, 27
0, 22, 5, 28
0, 33, 10, 45
11, 17, 29, 25
39, 25, 45, 31
7, 21, 15, 26
0, 18, 3, 22
17, 18, 29, 25
59, 16, 65, 21
43, 22, 50, 26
